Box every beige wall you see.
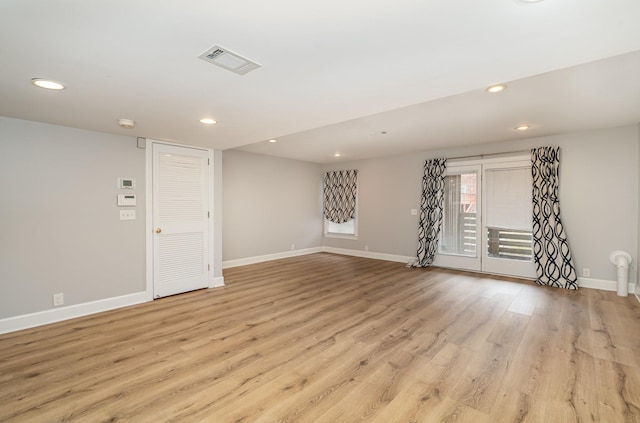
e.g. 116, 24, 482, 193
222, 150, 323, 262
0, 117, 146, 318
2, 116, 637, 322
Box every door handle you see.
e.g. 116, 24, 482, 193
155, 228, 162, 233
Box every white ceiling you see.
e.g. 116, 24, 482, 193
1, 1, 640, 164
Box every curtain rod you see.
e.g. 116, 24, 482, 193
444, 149, 531, 161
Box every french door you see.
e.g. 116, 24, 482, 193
433, 156, 536, 279
433, 164, 482, 272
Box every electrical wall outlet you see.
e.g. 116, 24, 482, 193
582, 268, 591, 277
290, 244, 295, 250
364, 245, 369, 252
53, 293, 64, 307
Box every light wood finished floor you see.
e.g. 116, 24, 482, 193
1, 253, 639, 422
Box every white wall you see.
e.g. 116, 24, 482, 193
222, 150, 323, 262
0, 117, 146, 319
322, 125, 639, 285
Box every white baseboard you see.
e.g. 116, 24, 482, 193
0, 292, 149, 335
5, 255, 635, 335
578, 277, 636, 295
222, 247, 323, 269
210, 276, 225, 288
323, 249, 640, 296
322, 246, 415, 264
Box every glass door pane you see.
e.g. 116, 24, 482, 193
433, 165, 481, 272
482, 162, 536, 278
440, 173, 478, 256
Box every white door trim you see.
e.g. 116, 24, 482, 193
145, 139, 216, 301
206, 149, 216, 288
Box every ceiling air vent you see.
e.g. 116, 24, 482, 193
198, 45, 261, 75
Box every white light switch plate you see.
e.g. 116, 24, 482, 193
120, 210, 136, 220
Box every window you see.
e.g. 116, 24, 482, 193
323, 169, 358, 238
326, 219, 356, 236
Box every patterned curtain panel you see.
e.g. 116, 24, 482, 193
323, 170, 358, 224
414, 159, 447, 267
531, 147, 578, 289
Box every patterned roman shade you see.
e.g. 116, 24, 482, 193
323, 170, 358, 224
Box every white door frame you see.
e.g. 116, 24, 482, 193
145, 139, 216, 301
481, 157, 536, 279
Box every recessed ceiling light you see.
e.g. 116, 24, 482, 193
118, 118, 136, 129
268, 139, 277, 143
199, 118, 217, 125
31, 78, 65, 90
334, 153, 341, 157
515, 124, 531, 131
486, 84, 506, 93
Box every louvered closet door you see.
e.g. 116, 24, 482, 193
153, 144, 210, 298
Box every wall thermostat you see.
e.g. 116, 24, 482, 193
118, 177, 136, 189
117, 194, 137, 207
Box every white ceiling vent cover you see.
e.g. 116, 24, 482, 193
198, 45, 261, 75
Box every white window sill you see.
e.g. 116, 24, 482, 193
324, 233, 358, 240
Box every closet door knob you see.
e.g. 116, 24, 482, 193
155, 228, 162, 233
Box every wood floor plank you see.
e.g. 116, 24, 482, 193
0, 253, 638, 422
369, 382, 492, 423
489, 387, 534, 423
